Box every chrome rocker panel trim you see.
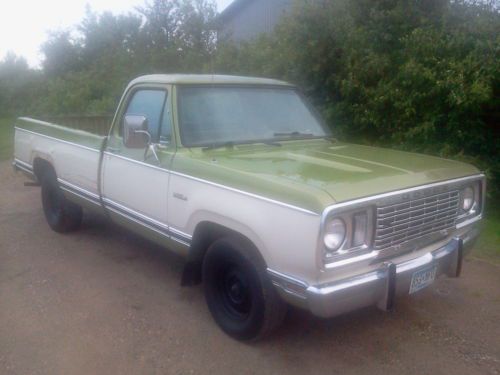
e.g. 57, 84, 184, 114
12, 158, 35, 177
269, 225, 479, 318
55, 177, 193, 247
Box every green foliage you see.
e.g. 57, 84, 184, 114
41, 31, 81, 76
214, 0, 500, 198
0, 118, 14, 161
0, 0, 219, 117
474, 205, 500, 263
0, 53, 44, 117
0, 0, 498, 196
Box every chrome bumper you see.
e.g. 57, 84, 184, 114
269, 227, 479, 318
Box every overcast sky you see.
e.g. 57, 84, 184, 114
0, 0, 234, 67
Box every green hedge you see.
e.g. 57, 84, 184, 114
214, 0, 499, 197
1, 0, 498, 196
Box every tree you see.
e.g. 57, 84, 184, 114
135, 0, 217, 71
0, 52, 43, 116
41, 31, 81, 77
213, 0, 500, 196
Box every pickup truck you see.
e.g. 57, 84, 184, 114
13, 74, 485, 340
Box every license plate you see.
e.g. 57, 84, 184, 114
409, 266, 437, 294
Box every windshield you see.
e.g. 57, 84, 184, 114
177, 86, 329, 147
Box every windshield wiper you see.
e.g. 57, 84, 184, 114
202, 140, 281, 151
273, 131, 315, 138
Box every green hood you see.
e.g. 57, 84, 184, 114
174, 139, 480, 214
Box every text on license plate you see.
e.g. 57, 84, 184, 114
409, 266, 437, 294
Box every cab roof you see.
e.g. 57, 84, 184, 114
128, 74, 293, 87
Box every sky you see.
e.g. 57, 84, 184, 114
0, 0, 234, 67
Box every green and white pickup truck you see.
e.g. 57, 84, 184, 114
13, 74, 485, 340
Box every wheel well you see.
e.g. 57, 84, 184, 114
33, 158, 56, 183
181, 221, 266, 286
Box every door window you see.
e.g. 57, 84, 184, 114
124, 89, 167, 143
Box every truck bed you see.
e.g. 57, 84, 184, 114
14, 117, 107, 201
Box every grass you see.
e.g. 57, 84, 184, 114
473, 203, 500, 264
0, 118, 14, 161
0, 117, 498, 262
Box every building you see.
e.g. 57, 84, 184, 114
218, 0, 294, 43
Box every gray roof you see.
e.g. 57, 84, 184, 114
219, 0, 253, 21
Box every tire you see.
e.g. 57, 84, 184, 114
202, 236, 286, 341
41, 169, 83, 233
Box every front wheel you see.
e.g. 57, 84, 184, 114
41, 171, 83, 233
202, 237, 286, 341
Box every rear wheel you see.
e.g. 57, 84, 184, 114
202, 236, 286, 341
41, 170, 82, 233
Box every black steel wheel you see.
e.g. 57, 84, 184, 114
41, 169, 82, 233
217, 264, 252, 320
202, 236, 286, 341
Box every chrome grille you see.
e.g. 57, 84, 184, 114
374, 190, 460, 250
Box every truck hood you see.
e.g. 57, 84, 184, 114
182, 139, 480, 213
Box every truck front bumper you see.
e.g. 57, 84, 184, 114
269, 226, 479, 318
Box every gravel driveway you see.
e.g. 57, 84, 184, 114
1, 162, 499, 375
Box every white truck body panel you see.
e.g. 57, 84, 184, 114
14, 125, 322, 285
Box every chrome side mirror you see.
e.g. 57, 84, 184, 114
123, 114, 150, 148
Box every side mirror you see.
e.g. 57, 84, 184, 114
123, 114, 150, 148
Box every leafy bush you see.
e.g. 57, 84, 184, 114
214, 0, 499, 197
0, 0, 498, 196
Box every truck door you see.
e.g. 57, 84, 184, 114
101, 84, 175, 242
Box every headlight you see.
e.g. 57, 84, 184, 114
461, 186, 474, 211
455, 179, 483, 227
323, 218, 346, 251
322, 209, 373, 260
